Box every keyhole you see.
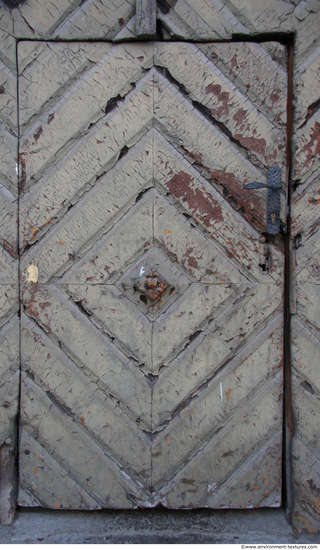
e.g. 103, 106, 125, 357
271, 213, 276, 224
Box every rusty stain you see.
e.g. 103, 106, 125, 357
2, 239, 17, 258
134, 268, 168, 302
166, 171, 223, 228
226, 388, 232, 405
80, 416, 85, 425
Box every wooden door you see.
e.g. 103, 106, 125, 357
18, 41, 287, 509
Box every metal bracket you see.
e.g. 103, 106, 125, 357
244, 166, 282, 235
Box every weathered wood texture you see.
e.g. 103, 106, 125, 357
0, 0, 319, 530
18, 41, 285, 510
136, 0, 156, 37
0, 2, 19, 527
291, 22, 320, 531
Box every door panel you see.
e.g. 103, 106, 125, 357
18, 41, 287, 509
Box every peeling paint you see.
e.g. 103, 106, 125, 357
26, 265, 39, 283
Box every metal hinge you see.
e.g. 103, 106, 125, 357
244, 166, 282, 235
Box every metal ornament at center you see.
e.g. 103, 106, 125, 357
134, 268, 168, 302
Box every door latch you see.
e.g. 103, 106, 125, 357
244, 166, 282, 235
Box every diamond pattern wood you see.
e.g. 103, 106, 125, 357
0, 0, 318, 531
18, 41, 286, 510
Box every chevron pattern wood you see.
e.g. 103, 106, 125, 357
18, 40, 286, 510
291, 35, 320, 532
0, 1, 19, 526
0, 0, 318, 530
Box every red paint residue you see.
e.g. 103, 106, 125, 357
301, 122, 320, 169
206, 83, 230, 117
234, 134, 266, 155
233, 109, 247, 126
166, 170, 223, 228
269, 89, 280, 106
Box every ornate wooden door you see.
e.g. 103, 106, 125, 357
18, 41, 287, 509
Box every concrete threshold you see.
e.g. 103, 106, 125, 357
1, 507, 319, 544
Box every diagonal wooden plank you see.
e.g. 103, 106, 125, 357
65, 283, 152, 370
292, 366, 320, 461
293, 112, 320, 185
199, 42, 287, 128
56, 190, 153, 285
152, 319, 283, 489
0, 248, 18, 285
292, 437, 320, 534
19, 429, 100, 510
292, 316, 320, 393
152, 283, 245, 371
291, 172, 320, 241
21, 314, 152, 487
154, 192, 255, 283
18, 70, 154, 223
296, 283, 320, 339
0, 285, 18, 327
19, 382, 150, 508
153, 372, 282, 507
0, 314, 19, 390
152, 286, 283, 428
51, 0, 135, 41
296, 229, 320, 284
19, 57, 154, 192
153, 70, 286, 233
0, 127, 18, 196
0, 60, 18, 136
154, 131, 284, 283
293, 45, 320, 128
0, 371, 19, 445
18, 42, 110, 128
206, 431, 282, 509
21, 285, 152, 430
12, 0, 84, 40
157, 0, 244, 40
20, 132, 153, 268
154, 42, 286, 171
19, 43, 153, 181
0, 185, 18, 259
